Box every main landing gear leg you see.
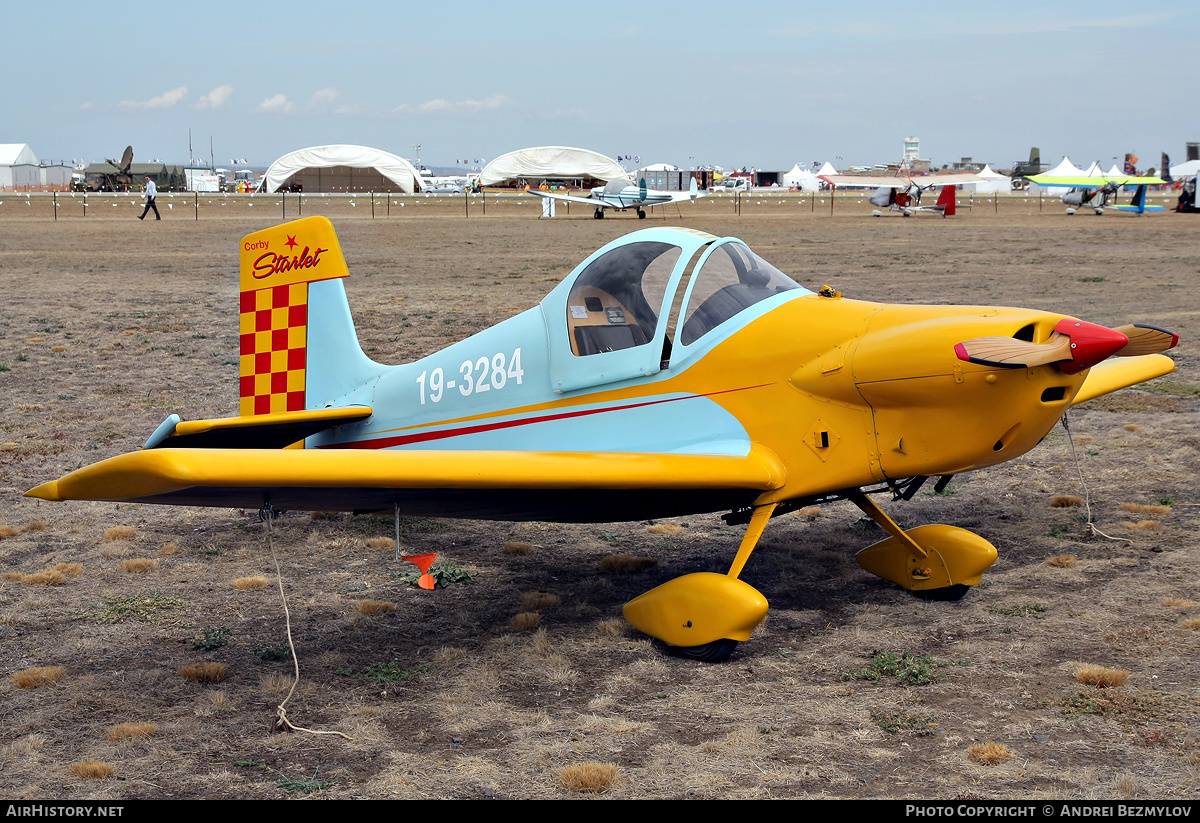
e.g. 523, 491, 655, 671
623, 503, 776, 663
849, 490, 997, 600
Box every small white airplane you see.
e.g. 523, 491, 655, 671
527, 176, 705, 219
819, 172, 983, 217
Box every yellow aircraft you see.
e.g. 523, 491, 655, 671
27, 217, 1179, 661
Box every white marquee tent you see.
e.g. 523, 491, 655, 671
259, 145, 422, 193
781, 164, 820, 191
1170, 159, 1200, 178
1036, 155, 1094, 185
964, 165, 1012, 193
479, 147, 628, 186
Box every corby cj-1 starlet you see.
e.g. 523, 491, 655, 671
27, 217, 1178, 661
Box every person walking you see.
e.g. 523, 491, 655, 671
139, 176, 161, 220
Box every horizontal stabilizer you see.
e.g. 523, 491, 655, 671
146, 407, 372, 450
1109, 204, 1166, 213
1071, 354, 1175, 405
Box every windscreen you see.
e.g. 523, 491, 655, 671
679, 243, 807, 346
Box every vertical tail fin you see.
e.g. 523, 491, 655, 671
1130, 184, 1148, 213
937, 185, 956, 216
238, 216, 379, 417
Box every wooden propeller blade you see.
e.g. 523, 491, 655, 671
1112, 324, 1179, 357
955, 332, 1072, 368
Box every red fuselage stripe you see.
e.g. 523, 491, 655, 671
320, 384, 770, 450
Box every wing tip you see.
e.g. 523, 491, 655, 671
24, 480, 62, 501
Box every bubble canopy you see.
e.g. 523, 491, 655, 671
540, 227, 810, 393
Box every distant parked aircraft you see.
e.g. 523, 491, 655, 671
527, 176, 704, 219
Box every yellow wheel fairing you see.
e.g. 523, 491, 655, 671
623, 573, 769, 646
856, 525, 999, 591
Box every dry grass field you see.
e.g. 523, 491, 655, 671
1, 191, 1198, 799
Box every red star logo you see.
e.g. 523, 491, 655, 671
284, 235, 298, 250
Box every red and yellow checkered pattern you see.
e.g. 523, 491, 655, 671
236, 216, 350, 418
239, 283, 308, 416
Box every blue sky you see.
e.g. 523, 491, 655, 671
9, 0, 1198, 172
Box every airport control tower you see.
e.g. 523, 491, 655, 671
903, 136, 920, 165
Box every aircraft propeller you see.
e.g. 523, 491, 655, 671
1111, 323, 1179, 357
954, 319, 1177, 374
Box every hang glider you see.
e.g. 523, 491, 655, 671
819, 172, 984, 217
819, 173, 984, 190
1028, 173, 1167, 215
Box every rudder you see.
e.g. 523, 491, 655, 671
937, 185, 956, 216
238, 216, 377, 417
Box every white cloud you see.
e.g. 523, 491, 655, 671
396, 94, 511, 114
256, 94, 295, 113
196, 84, 233, 109
308, 87, 339, 107
79, 101, 95, 111
118, 86, 189, 109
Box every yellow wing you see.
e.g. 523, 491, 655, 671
26, 446, 787, 521
1071, 354, 1175, 406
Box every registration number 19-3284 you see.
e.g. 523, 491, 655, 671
416, 349, 524, 405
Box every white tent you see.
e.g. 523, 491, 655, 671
1105, 164, 1126, 177
1170, 159, 1200, 178
1043, 156, 1085, 176
781, 164, 820, 191
479, 146, 628, 186
966, 165, 1012, 193
259, 145, 421, 193
1082, 161, 1106, 178
638, 163, 679, 172
1029, 156, 1086, 191
816, 161, 838, 178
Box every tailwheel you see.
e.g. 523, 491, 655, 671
914, 583, 972, 602
637, 208, 646, 219
675, 639, 738, 663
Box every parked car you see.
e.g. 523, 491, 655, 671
711, 178, 751, 192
